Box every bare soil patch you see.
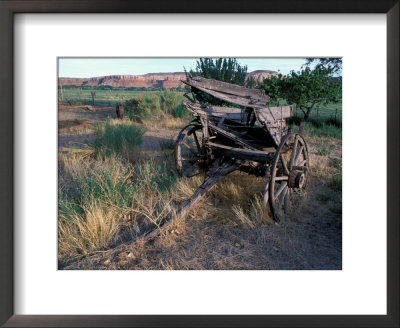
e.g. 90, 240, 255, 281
59, 119, 92, 133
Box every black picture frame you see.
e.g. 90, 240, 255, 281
0, 1, 398, 327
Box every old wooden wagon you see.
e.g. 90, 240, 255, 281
174, 76, 309, 223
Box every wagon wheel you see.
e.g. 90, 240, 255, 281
175, 124, 207, 178
268, 132, 309, 222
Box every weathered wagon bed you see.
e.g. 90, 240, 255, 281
174, 76, 309, 223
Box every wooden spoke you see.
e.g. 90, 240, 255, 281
294, 145, 304, 165
297, 159, 306, 167
280, 154, 290, 175
274, 181, 287, 201
262, 181, 269, 206
275, 176, 288, 181
289, 136, 298, 170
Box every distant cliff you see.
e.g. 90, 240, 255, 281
246, 70, 279, 81
58, 70, 279, 89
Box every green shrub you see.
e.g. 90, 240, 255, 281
172, 104, 188, 118
92, 120, 144, 158
160, 89, 180, 114
124, 93, 161, 121
123, 98, 140, 120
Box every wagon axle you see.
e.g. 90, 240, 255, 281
289, 170, 306, 189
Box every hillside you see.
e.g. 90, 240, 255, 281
58, 70, 279, 89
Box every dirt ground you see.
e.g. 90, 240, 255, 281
58, 106, 176, 152
59, 105, 342, 270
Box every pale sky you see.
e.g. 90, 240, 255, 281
58, 58, 309, 78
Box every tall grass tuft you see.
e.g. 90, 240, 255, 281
58, 152, 179, 263
92, 119, 144, 161
231, 194, 271, 228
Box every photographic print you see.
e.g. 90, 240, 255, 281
58, 58, 342, 270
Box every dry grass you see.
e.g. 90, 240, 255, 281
231, 195, 272, 228
58, 150, 180, 265
205, 172, 273, 227
59, 109, 342, 270
59, 199, 121, 257
142, 111, 189, 130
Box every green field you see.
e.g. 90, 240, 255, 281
293, 101, 342, 122
59, 89, 166, 107
275, 98, 342, 123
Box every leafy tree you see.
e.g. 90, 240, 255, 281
260, 74, 283, 105
187, 58, 247, 84
284, 66, 341, 120
185, 58, 248, 105
260, 66, 341, 120
304, 58, 342, 75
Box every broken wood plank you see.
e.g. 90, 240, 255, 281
186, 76, 270, 103
183, 81, 267, 108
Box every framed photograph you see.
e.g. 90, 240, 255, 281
1, 1, 398, 327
